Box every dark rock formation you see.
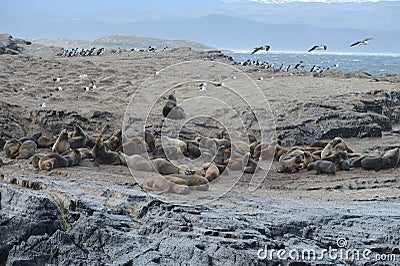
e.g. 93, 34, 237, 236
1, 175, 399, 265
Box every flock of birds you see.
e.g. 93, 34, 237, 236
251, 38, 373, 54
234, 59, 338, 74
56, 46, 169, 57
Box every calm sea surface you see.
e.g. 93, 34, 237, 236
224, 51, 400, 76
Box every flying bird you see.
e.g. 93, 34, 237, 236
350, 38, 373, 47
251, 45, 270, 54
308, 45, 327, 52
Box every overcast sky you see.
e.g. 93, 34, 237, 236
1, 0, 399, 53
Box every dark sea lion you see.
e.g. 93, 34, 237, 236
361, 156, 390, 171
307, 160, 336, 174
92, 138, 122, 166
16, 140, 37, 159
19, 132, 42, 143
162, 93, 186, 119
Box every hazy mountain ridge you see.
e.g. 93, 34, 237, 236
32, 35, 215, 50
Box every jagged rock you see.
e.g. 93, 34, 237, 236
0, 102, 25, 141
0, 34, 32, 55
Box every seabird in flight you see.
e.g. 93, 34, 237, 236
308, 45, 327, 52
251, 45, 270, 54
350, 38, 373, 47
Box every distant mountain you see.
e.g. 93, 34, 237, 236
32, 35, 214, 50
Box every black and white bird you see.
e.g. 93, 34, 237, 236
251, 45, 270, 54
308, 45, 327, 52
350, 38, 373, 47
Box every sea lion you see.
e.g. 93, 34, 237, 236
381, 148, 400, 168
155, 136, 187, 155
92, 138, 122, 166
205, 162, 220, 182
350, 154, 366, 168
69, 124, 89, 149
104, 129, 122, 151
277, 154, 303, 173
76, 147, 94, 160
145, 131, 155, 152
140, 176, 190, 195
361, 156, 391, 171
31, 154, 45, 169
151, 158, 187, 175
162, 93, 186, 120
16, 140, 37, 159
307, 160, 336, 174
186, 143, 201, 159
19, 132, 42, 144
39, 153, 70, 171
52, 130, 70, 154
37, 135, 58, 148
3, 139, 21, 159
125, 154, 154, 171
168, 174, 209, 191
88, 124, 110, 148
116, 136, 148, 155
61, 149, 82, 166
302, 151, 314, 169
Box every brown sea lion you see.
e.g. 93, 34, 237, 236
381, 148, 400, 168
61, 149, 82, 166
277, 154, 303, 173
31, 154, 46, 169
151, 158, 187, 175
52, 130, 70, 154
307, 160, 336, 174
140, 176, 190, 195
16, 140, 37, 159
39, 153, 69, 171
3, 139, 22, 159
37, 135, 58, 148
116, 136, 148, 155
104, 129, 122, 151
76, 147, 94, 160
69, 124, 90, 149
205, 162, 220, 181
168, 174, 209, 191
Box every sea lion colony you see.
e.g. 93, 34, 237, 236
2, 95, 400, 195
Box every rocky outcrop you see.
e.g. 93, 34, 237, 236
1, 174, 399, 265
0, 34, 32, 55
271, 90, 399, 146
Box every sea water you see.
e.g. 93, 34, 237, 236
224, 51, 400, 76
